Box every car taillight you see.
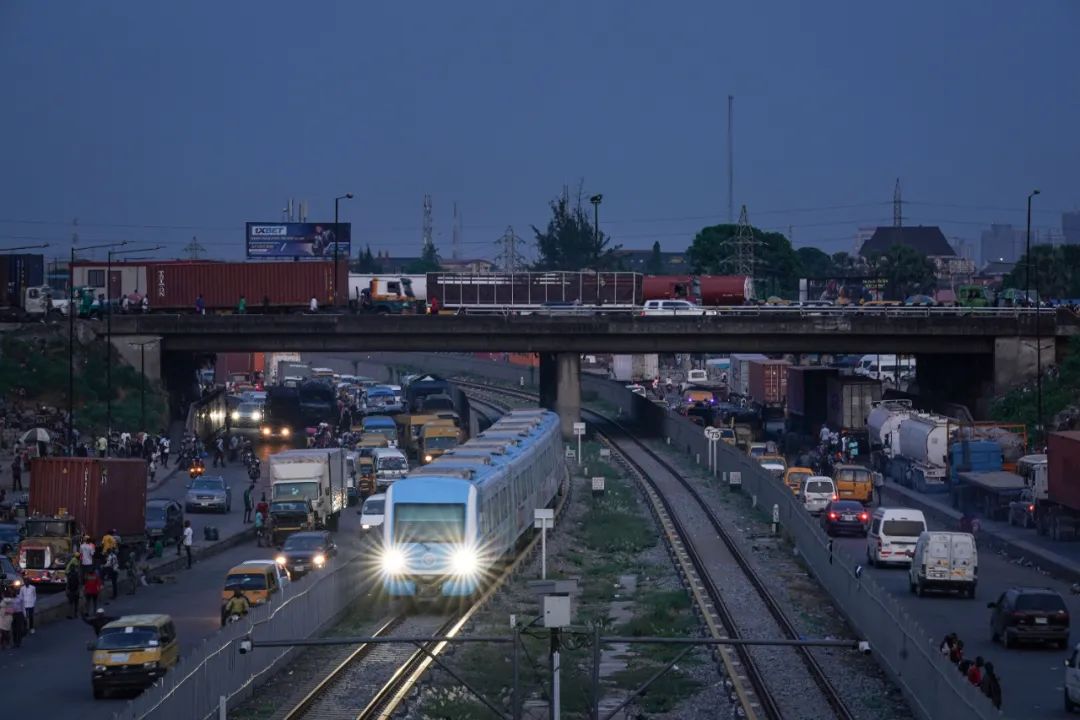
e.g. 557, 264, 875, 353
859, 512, 868, 521
828, 512, 838, 520
832, 495, 839, 501
1029, 504, 1035, 512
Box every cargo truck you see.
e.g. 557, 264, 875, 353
785, 366, 838, 436
20, 458, 147, 587
1035, 432, 1080, 540
825, 376, 881, 435
420, 420, 462, 463
268, 449, 346, 531
267, 353, 303, 385
610, 354, 659, 383
865, 399, 914, 469
729, 354, 768, 399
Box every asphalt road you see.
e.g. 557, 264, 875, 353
830, 511, 1079, 718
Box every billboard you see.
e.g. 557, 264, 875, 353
245, 222, 352, 259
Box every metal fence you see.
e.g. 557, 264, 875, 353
113, 558, 369, 720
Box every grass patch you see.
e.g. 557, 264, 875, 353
582, 477, 655, 555
612, 662, 703, 714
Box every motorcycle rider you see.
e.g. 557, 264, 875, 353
221, 590, 250, 626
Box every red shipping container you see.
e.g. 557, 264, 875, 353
1048, 432, 1080, 512
697, 275, 753, 305
747, 359, 790, 406
146, 261, 346, 310
29, 458, 147, 539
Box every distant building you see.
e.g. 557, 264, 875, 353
980, 224, 1021, 265
858, 226, 954, 258
611, 249, 691, 274
853, 226, 876, 255
440, 258, 498, 273
976, 260, 1015, 287
931, 255, 976, 288
1064, 211, 1080, 246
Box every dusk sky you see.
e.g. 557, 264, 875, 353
2, 1, 1077, 264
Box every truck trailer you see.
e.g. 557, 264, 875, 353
610, 354, 659, 383
268, 449, 346, 531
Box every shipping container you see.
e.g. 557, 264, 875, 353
1048, 432, 1080, 512
29, 458, 147, 539
216, 353, 266, 388
642, 275, 753, 305
786, 366, 838, 433
611, 354, 659, 383
428, 272, 642, 309
825, 376, 882, 432
0, 253, 45, 308
729, 353, 768, 399
747, 359, 790, 406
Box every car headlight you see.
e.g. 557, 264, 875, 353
275, 555, 287, 565
361, 524, 370, 530
451, 547, 479, 576
252, 410, 261, 421
261, 427, 271, 436
231, 411, 240, 421
281, 427, 291, 437
313, 553, 326, 566
381, 547, 406, 575
424, 455, 433, 463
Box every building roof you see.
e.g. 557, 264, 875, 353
979, 260, 1015, 276
859, 226, 954, 257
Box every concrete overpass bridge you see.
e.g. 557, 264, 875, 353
104, 308, 1076, 431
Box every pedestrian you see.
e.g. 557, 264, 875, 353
309, 296, 318, 313
967, 655, 984, 686
79, 535, 96, 575
195, 294, 205, 315
237, 295, 247, 314
101, 529, 118, 557
0, 590, 13, 649
182, 520, 193, 569
10, 456, 22, 492
82, 569, 102, 615
256, 493, 269, 519
96, 435, 107, 458
64, 566, 80, 616
104, 549, 120, 599
83, 608, 117, 636
243, 483, 253, 524
18, 581, 36, 634
254, 509, 265, 547
980, 661, 1001, 709
213, 436, 225, 467
950, 638, 964, 666
9, 588, 25, 647
939, 632, 957, 658
148, 456, 157, 485
160, 435, 170, 467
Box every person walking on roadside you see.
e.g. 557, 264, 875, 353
65, 565, 81, 619
82, 569, 102, 615
9, 588, 25, 648
980, 661, 1001, 709
0, 590, 14, 649
79, 535, 96, 576
967, 655, 984, 686
159, 435, 170, 467
96, 435, 107, 458
182, 520, 193, 569
195, 294, 205, 316
18, 581, 36, 634
101, 529, 118, 557
254, 509, 265, 547
949, 638, 964, 665
104, 548, 120, 599
255, 493, 269, 520
213, 436, 225, 468
148, 456, 157, 485
237, 295, 247, 314
243, 483, 254, 524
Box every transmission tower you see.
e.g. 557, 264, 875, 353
184, 235, 206, 260
451, 202, 461, 260
495, 226, 527, 273
422, 194, 434, 251
730, 205, 759, 276
893, 178, 903, 227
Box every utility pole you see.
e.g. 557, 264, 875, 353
495, 226, 526, 273
184, 236, 206, 260
451, 202, 462, 260
727, 95, 735, 224
589, 194, 603, 250
422, 194, 434, 252
893, 178, 903, 228
731, 204, 758, 276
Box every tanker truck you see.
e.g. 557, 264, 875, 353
892, 413, 952, 493
865, 399, 914, 473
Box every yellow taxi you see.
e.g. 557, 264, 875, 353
90, 614, 179, 699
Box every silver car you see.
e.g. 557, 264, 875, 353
185, 476, 232, 514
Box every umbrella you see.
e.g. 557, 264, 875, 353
21, 428, 50, 444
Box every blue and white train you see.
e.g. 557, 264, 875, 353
380, 408, 563, 598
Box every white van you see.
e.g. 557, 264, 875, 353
867, 508, 927, 567
855, 354, 916, 384
800, 476, 836, 515
908, 531, 977, 597
359, 493, 385, 533
372, 448, 409, 488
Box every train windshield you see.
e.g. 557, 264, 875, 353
393, 503, 465, 543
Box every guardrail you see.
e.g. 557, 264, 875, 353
113, 557, 369, 720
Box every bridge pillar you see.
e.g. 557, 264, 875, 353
994, 336, 1054, 396
554, 352, 581, 439
538, 352, 557, 410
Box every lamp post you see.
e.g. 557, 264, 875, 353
129, 339, 159, 430
69, 241, 127, 454
105, 246, 163, 448
1026, 189, 1040, 303
1027, 189, 1042, 445
334, 193, 354, 307
589, 194, 603, 249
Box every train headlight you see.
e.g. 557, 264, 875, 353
451, 547, 479, 576
381, 548, 406, 575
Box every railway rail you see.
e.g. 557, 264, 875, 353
281, 393, 567, 720
458, 380, 857, 720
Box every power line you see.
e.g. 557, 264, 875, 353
183, 235, 206, 260
494, 226, 527, 272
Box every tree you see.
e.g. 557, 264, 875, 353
686, 224, 801, 296
353, 245, 380, 273
406, 242, 441, 273
532, 186, 620, 270
1004, 245, 1080, 300
864, 243, 936, 298
795, 247, 835, 278
645, 241, 665, 274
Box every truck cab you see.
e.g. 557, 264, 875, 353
420, 421, 461, 464
18, 515, 78, 587
361, 277, 419, 314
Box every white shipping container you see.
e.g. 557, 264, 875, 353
729, 353, 767, 398
611, 354, 659, 382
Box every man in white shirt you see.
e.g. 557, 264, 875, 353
309, 296, 319, 313
819, 425, 831, 446
79, 536, 96, 574
19, 582, 36, 633
182, 521, 193, 569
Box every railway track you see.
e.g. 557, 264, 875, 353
457, 380, 856, 720
281, 393, 568, 720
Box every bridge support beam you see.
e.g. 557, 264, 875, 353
539, 352, 581, 438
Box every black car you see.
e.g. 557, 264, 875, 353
146, 498, 184, 547
274, 531, 337, 579
989, 587, 1070, 649
820, 500, 870, 537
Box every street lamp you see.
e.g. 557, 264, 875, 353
128, 339, 159, 430
1026, 189, 1040, 303
68, 241, 127, 454
334, 193, 354, 307
589, 194, 603, 249
1027, 189, 1043, 445
106, 246, 163, 447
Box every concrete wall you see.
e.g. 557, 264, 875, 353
110, 334, 162, 381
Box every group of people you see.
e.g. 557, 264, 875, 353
65, 531, 126, 621
940, 633, 1002, 709
0, 577, 36, 650
242, 484, 270, 546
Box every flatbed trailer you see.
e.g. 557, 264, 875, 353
952, 470, 1026, 521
